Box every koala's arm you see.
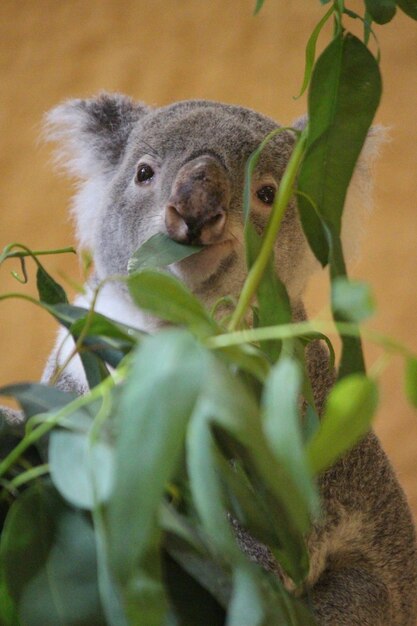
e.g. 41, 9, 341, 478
307, 432, 417, 626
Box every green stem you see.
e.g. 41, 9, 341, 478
228, 130, 308, 331
207, 320, 415, 359
0, 292, 43, 306
4, 246, 76, 260
10, 464, 50, 488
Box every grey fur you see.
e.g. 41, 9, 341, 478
40, 93, 417, 624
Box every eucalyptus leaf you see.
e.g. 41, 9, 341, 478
262, 356, 318, 516
128, 269, 218, 337
128, 232, 203, 274
298, 32, 382, 266
227, 566, 265, 626
306, 374, 378, 474
188, 360, 310, 584
108, 330, 208, 623
396, 0, 417, 19
365, 0, 396, 23
1, 481, 105, 626
0, 383, 76, 419
78, 350, 110, 389
331, 277, 375, 323
253, 0, 266, 15
405, 356, 417, 408
0, 568, 19, 626
294, 4, 334, 99
163, 553, 226, 625
36, 264, 68, 305
49, 429, 115, 509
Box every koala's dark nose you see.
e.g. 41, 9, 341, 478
165, 156, 231, 245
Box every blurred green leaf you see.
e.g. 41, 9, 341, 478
306, 374, 378, 474
108, 331, 207, 624
405, 357, 417, 408
253, 0, 266, 15
128, 233, 203, 274
298, 32, 382, 266
0, 383, 76, 419
302, 404, 321, 444
70, 311, 138, 345
331, 277, 375, 323
365, 0, 396, 23
218, 343, 270, 382
188, 359, 310, 584
36, 265, 68, 305
1, 481, 105, 626
227, 566, 265, 626
163, 554, 226, 625
0, 568, 19, 626
49, 430, 115, 509
262, 356, 318, 516
78, 351, 110, 389
396, 0, 417, 19
128, 269, 218, 338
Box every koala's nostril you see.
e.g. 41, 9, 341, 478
200, 209, 226, 243
165, 203, 227, 245
165, 204, 189, 243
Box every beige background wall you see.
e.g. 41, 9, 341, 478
0, 1, 416, 519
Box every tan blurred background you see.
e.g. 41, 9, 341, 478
0, 0, 416, 520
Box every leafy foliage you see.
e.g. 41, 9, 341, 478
0, 1, 416, 625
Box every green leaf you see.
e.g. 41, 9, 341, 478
128, 233, 203, 274
365, 0, 396, 23
1, 481, 105, 625
219, 343, 270, 382
70, 311, 138, 345
294, 4, 334, 99
228, 567, 265, 626
36, 265, 68, 305
331, 277, 375, 322
163, 554, 226, 625
262, 356, 318, 516
78, 351, 110, 389
49, 430, 115, 509
128, 269, 218, 337
162, 503, 232, 607
108, 331, 207, 624
92, 506, 129, 626
0, 567, 19, 626
298, 32, 382, 266
306, 374, 378, 474
405, 357, 417, 408
188, 359, 310, 584
253, 0, 266, 15
0, 383, 76, 419
69, 310, 139, 371
396, 0, 417, 19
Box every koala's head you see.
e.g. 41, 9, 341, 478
46, 93, 379, 309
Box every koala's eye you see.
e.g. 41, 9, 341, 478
256, 185, 276, 205
136, 163, 155, 184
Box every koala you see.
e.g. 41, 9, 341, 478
40, 93, 416, 625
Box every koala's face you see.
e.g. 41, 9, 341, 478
47, 95, 318, 306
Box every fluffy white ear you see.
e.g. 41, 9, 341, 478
45, 92, 150, 178
291, 116, 386, 291
45, 93, 150, 249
